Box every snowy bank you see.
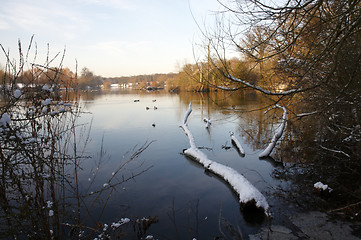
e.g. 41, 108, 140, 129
259, 105, 287, 158
180, 102, 269, 215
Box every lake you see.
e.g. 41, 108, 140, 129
73, 88, 297, 239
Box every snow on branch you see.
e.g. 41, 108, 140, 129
183, 102, 192, 125
230, 131, 245, 155
180, 102, 269, 215
259, 105, 287, 158
227, 74, 299, 96
203, 118, 211, 128
295, 111, 319, 118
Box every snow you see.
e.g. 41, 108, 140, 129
0, 113, 11, 127
183, 102, 192, 125
111, 218, 130, 229
136, 217, 150, 223
103, 183, 109, 188
23, 138, 36, 144
230, 131, 245, 155
13, 89, 21, 99
228, 74, 298, 96
49, 111, 58, 116
42, 106, 47, 114
49, 210, 54, 217
103, 224, 108, 231
42, 84, 52, 92
42, 98, 52, 106
216, 85, 239, 91
181, 102, 269, 215
184, 147, 269, 212
203, 118, 211, 128
259, 105, 287, 158
47, 201, 53, 208
314, 182, 332, 192
296, 111, 318, 117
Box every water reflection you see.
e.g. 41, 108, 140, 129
1, 88, 313, 239
73, 89, 295, 238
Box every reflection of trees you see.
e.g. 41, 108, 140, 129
178, 90, 283, 154
179, 89, 361, 218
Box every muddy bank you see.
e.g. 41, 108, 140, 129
249, 211, 361, 240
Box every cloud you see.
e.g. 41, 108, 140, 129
0, 0, 89, 40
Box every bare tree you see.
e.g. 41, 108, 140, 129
196, 0, 361, 216
198, 0, 361, 99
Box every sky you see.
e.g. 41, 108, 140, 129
0, 0, 224, 77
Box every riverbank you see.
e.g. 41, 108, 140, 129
249, 211, 361, 240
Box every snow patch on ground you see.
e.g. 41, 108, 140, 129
314, 181, 332, 192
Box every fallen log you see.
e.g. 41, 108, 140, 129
180, 102, 269, 215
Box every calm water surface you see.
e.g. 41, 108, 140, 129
77, 89, 292, 239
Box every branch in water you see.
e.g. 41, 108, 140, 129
259, 105, 287, 158
180, 102, 269, 215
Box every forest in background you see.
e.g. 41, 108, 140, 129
0, 57, 253, 93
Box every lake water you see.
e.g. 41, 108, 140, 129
76, 89, 294, 239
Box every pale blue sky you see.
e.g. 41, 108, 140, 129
0, 0, 223, 77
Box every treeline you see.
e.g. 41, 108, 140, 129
0, 66, 103, 90
0, 57, 260, 92
103, 73, 178, 90
82, 56, 259, 92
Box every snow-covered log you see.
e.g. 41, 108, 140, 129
180, 102, 269, 215
230, 131, 245, 155
259, 105, 287, 158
